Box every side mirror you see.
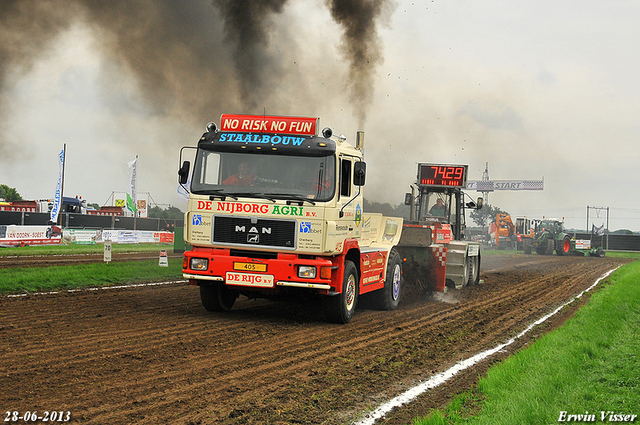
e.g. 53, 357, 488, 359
476, 197, 483, 210
354, 161, 366, 186
178, 161, 191, 184
404, 193, 412, 206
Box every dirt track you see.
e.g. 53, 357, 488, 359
0, 251, 182, 268
0, 253, 628, 424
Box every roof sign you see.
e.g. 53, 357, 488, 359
220, 114, 319, 136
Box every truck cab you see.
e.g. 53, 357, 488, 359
179, 115, 403, 323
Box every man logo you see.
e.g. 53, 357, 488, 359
235, 225, 272, 234
299, 222, 311, 233
193, 214, 202, 225
247, 234, 259, 243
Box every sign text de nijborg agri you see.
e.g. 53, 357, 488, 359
197, 200, 319, 218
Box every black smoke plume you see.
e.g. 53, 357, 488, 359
0, 0, 394, 156
326, 0, 395, 127
212, 0, 289, 110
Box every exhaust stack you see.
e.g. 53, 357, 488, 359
356, 131, 365, 150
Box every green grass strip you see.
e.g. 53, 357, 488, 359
0, 243, 175, 256
415, 261, 640, 425
0, 259, 184, 294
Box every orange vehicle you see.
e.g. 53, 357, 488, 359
493, 213, 516, 249
492, 214, 538, 250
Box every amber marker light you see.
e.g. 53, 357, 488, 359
320, 266, 333, 279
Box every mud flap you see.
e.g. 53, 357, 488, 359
430, 245, 448, 292
396, 244, 447, 292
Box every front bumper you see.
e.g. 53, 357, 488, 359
183, 248, 336, 292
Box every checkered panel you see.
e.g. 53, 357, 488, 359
431, 246, 447, 266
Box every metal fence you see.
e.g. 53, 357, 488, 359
572, 233, 640, 251
4, 211, 638, 251
0, 211, 183, 231
466, 228, 640, 252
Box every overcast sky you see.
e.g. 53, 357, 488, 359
1, 0, 639, 231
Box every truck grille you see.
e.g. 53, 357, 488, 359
213, 216, 296, 249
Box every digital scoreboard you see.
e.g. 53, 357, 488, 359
418, 163, 468, 188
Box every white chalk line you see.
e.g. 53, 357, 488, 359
4, 280, 187, 298
354, 266, 621, 425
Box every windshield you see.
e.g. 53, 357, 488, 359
190, 150, 336, 201
418, 191, 452, 220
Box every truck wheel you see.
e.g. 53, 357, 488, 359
556, 235, 571, 256
372, 249, 402, 310
523, 239, 532, 254
545, 238, 555, 255
323, 260, 359, 323
200, 283, 237, 312
467, 255, 480, 286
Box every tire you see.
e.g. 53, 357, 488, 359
544, 238, 555, 255
466, 254, 480, 286
200, 283, 237, 312
535, 240, 547, 255
556, 235, 571, 256
523, 239, 532, 255
323, 260, 359, 323
372, 249, 402, 310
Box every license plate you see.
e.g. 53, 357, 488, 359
226, 272, 274, 288
233, 262, 267, 272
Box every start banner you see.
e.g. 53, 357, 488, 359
0, 225, 62, 246
466, 180, 544, 191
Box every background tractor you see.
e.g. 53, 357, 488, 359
523, 219, 572, 256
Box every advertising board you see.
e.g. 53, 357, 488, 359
0, 225, 62, 246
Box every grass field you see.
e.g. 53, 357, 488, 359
0, 260, 184, 294
414, 258, 640, 425
0, 242, 174, 256
0, 243, 184, 294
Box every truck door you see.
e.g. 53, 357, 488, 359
337, 155, 361, 238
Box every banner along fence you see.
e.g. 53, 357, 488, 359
0, 211, 182, 232
572, 232, 640, 251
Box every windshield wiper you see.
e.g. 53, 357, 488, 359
232, 193, 277, 202
192, 189, 238, 201
264, 194, 316, 205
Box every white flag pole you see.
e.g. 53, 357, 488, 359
127, 155, 138, 229
50, 144, 66, 225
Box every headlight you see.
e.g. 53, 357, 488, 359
190, 258, 209, 271
297, 266, 317, 279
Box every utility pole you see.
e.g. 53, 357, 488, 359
586, 206, 609, 250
